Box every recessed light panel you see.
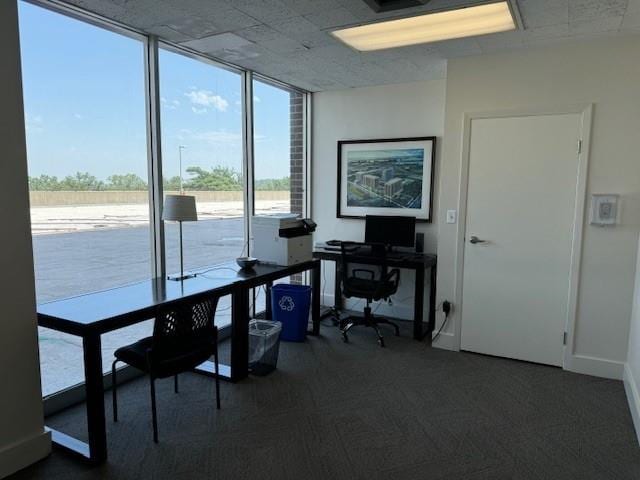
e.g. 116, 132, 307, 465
332, 2, 516, 51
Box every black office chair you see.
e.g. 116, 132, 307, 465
111, 295, 221, 443
337, 242, 401, 347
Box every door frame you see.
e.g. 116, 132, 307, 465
452, 104, 593, 370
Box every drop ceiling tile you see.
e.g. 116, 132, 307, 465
58, 0, 640, 91
519, 0, 568, 28
303, 6, 360, 29
66, 0, 126, 19
227, 0, 299, 23
163, 16, 220, 39
433, 38, 482, 57
235, 24, 285, 43
268, 15, 320, 36
476, 30, 525, 52
569, 16, 624, 35
523, 23, 570, 40
181, 33, 254, 54
621, 12, 640, 28
261, 37, 310, 54
569, 0, 627, 24
627, 0, 640, 13
295, 31, 338, 48
279, 0, 343, 16
146, 24, 194, 43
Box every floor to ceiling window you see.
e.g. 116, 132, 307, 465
18, 1, 308, 400
159, 46, 245, 327
252, 79, 305, 216
19, 2, 152, 395
251, 79, 307, 310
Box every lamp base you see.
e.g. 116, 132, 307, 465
167, 273, 196, 281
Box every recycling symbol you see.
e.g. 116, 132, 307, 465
279, 295, 295, 312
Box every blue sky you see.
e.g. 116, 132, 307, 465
18, 1, 292, 182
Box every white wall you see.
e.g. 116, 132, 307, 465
625, 236, 640, 444
435, 36, 640, 379
0, 1, 51, 477
312, 79, 446, 318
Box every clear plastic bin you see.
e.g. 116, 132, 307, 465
248, 320, 282, 376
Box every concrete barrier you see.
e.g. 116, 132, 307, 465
29, 190, 289, 207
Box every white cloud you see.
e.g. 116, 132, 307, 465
161, 97, 181, 110
74, 113, 84, 120
191, 106, 208, 115
184, 88, 229, 113
253, 95, 261, 103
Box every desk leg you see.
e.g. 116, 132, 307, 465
230, 288, 249, 382
83, 334, 107, 463
264, 282, 273, 320
334, 261, 343, 311
414, 266, 425, 340
428, 264, 437, 337
311, 262, 321, 336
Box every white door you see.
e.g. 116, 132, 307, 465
461, 114, 581, 366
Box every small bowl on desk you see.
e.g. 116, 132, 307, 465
236, 257, 258, 270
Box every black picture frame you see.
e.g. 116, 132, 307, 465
336, 136, 436, 222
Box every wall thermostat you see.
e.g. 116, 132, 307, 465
590, 194, 619, 226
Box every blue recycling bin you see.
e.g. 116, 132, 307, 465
271, 284, 311, 342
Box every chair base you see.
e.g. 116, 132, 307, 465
338, 305, 400, 347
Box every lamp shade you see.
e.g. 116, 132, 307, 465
162, 194, 198, 222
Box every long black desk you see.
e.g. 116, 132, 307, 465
37, 258, 321, 464
313, 248, 437, 340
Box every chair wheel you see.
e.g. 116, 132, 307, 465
342, 332, 349, 343
378, 338, 385, 348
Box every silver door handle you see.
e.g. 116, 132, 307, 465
469, 236, 487, 244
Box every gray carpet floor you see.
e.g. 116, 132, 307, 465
12, 321, 640, 480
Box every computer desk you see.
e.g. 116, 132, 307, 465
313, 247, 437, 340
37, 259, 321, 464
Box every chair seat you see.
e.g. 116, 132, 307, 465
344, 277, 396, 300
115, 334, 215, 378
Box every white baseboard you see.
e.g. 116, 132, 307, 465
0, 429, 51, 479
624, 363, 640, 446
565, 354, 624, 380
431, 331, 458, 351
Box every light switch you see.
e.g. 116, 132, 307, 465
446, 210, 457, 224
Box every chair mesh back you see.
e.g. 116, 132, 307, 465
340, 242, 386, 281
153, 296, 219, 349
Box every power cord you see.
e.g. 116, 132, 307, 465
432, 300, 452, 342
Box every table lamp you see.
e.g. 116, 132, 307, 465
163, 194, 198, 281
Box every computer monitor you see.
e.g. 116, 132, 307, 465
365, 215, 416, 249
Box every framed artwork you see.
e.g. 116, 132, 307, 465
337, 136, 436, 222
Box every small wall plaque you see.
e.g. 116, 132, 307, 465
590, 194, 619, 226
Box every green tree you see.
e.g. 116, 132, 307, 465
59, 172, 104, 191
106, 173, 147, 191
184, 166, 242, 191
163, 176, 182, 191
29, 174, 61, 191
255, 177, 290, 191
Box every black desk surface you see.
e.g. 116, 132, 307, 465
313, 247, 436, 267
38, 259, 319, 336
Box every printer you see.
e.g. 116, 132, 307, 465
252, 214, 316, 266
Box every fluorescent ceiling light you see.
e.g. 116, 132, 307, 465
331, 2, 516, 51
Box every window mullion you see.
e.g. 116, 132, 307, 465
145, 35, 165, 279
242, 71, 255, 256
